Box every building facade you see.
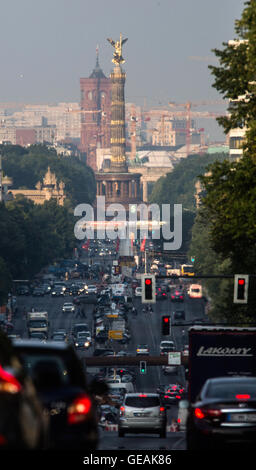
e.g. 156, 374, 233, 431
80, 51, 111, 170
8, 167, 66, 206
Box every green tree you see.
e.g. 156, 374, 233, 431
0, 257, 12, 305
192, 1, 256, 322
149, 152, 227, 211
2, 144, 96, 206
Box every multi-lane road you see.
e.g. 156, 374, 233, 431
11, 277, 207, 451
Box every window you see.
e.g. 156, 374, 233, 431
125, 396, 160, 408
229, 136, 245, 149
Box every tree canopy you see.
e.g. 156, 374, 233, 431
149, 152, 227, 211
1, 144, 96, 206
189, 1, 256, 322
0, 196, 76, 304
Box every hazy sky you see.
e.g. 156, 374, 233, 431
0, 0, 246, 138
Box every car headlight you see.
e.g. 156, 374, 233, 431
85, 342, 90, 347
75, 343, 79, 347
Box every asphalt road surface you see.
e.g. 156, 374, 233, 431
11, 277, 207, 451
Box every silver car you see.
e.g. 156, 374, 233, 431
118, 393, 166, 438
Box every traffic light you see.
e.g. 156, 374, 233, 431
141, 274, 156, 304
140, 360, 147, 374
233, 274, 249, 304
162, 315, 170, 336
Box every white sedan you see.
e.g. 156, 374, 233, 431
86, 285, 98, 294
62, 302, 75, 313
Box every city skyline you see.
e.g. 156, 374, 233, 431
0, 0, 246, 140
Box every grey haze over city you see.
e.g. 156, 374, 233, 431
0, 0, 246, 140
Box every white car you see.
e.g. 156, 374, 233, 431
136, 344, 149, 355
160, 340, 175, 356
62, 302, 75, 313
135, 287, 142, 297
86, 285, 98, 294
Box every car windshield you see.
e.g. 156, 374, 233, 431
77, 332, 90, 338
19, 353, 71, 387
28, 320, 47, 328
205, 381, 256, 399
125, 396, 160, 408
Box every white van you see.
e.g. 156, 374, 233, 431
188, 284, 203, 299
107, 379, 134, 394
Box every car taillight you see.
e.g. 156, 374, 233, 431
67, 395, 92, 425
194, 407, 222, 420
0, 435, 7, 446
0, 365, 22, 394
194, 408, 205, 419
160, 407, 165, 415
236, 394, 250, 400
176, 395, 181, 399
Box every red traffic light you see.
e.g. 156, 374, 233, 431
238, 279, 245, 285
145, 279, 152, 285
163, 317, 169, 323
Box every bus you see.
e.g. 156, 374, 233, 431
180, 264, 194, 277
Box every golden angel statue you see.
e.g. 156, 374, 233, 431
107, 33, 128, 65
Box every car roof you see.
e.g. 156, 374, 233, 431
206, 376, 256, 385
124, 393, 159, 397
13, 339, 70, 351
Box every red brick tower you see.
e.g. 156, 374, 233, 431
80, 48, 111, 171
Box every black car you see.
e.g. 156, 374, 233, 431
187, 376, 256, 450
51, 287, 64, 297
32, 287, 45, 297
173, 310, 185, 321
17, 286, 30, 296
0, 331, 49, 449
155, 286, 168, 300
170, 289, 184, 302
13, 340, 98, 450
93, 348, 114, 357
157, 383, 185, 407
73, 322, 89, 338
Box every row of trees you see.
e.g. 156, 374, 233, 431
2, 144, 96, 206
189, 0, 256, 323
0, 144, 96, 304
0, 197, 77, 304
149, 151, 227, 254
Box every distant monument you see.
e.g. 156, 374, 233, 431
8, 167, 66, 205
95, 34, 141, 210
